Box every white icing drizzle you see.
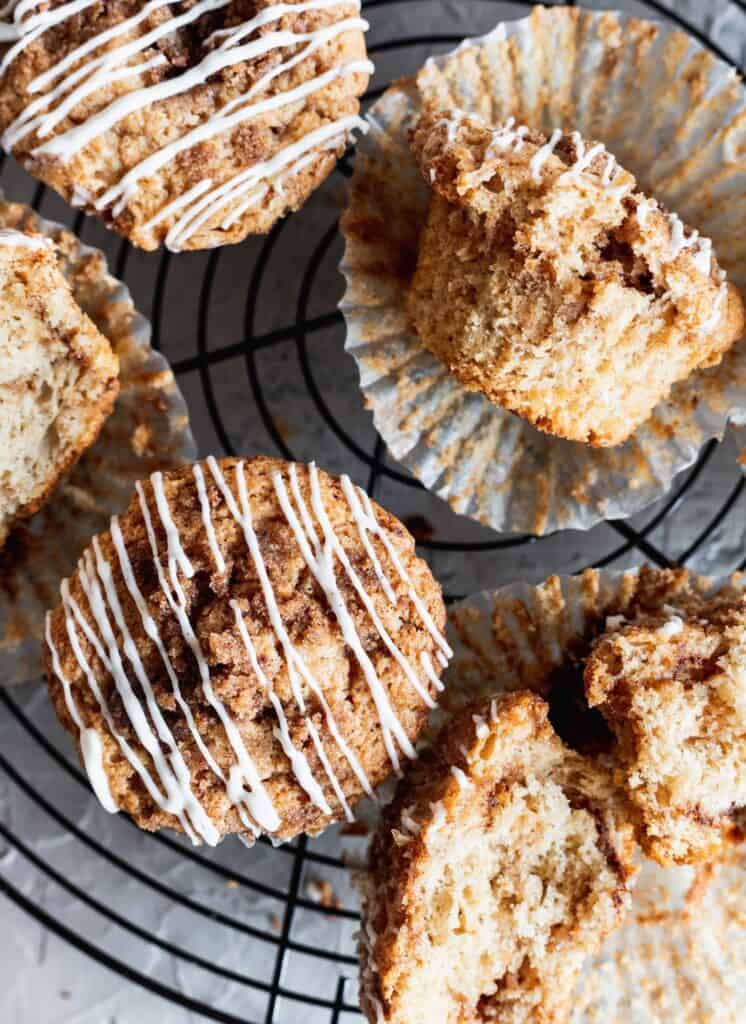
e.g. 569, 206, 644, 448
601, 153, 616, 186
451, 765, 473, 790
159, 110, 368, 250
640, 207, 716, 279
279, 463, 435, 714
45, 612, 118, 814
420, 651, 445, 693
47, 459, 446, 841
272, 466, 418, 771
702, 270, 728, 334
231, 600, 336, 817
56, 579, 171, 817
142, 474, 279, 835
109, 513, 240, 843
0, 0, 99, 71
193, 461, 226, 574
529, 127, 562, 181
207, 457, 374, 803
472, 714, 488, 739
63, 562, 200, 843
79, 728, 118, 814
658, 616, 684, 638
561, 131, 604, 182
339, 476, 453, 662
667, 212, 713, 273
89, 531, 222, 844
469, 121, 630, 200
0, 0, 370, 248
444, 110, 466, 144
485, 116, 528, 158
636, 196, 655, 228
0, 225, 49, 249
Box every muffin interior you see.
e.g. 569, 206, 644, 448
0, 236, 118, 545
363, 693, 632, 1024
585, 609, 746, 864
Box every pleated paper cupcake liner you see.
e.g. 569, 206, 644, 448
0, 199, 196, 686
443, 567, 746, 1023
340, 6, 746, 535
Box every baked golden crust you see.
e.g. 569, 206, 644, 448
406, 108, 744, 447
0, 230, 119, 547
585, 597, 746, 866
359, 691, 634, 1024
44, 455, 447, 844
0, 1, 369, 251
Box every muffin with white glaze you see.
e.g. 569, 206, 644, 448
0, 1, 371, 251
44, 456, 448, 844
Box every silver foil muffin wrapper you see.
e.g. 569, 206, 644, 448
339, 6, 746, 535
443, 568, 746, 1023
0, 199, 196, 686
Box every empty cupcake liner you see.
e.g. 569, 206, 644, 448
443, 568, 746, 1023
340, 6, 746, 535
0, 199, 196, 686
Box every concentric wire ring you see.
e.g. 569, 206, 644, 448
1, 2, 744, 1022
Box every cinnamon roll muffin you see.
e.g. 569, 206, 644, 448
44, 456, 448, 844
0, 1, 370, 251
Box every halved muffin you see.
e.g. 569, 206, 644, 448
585, 598, 746, 865
0, 228, 119, 546
406, 108, 744, 447
359, 691, 635, 1024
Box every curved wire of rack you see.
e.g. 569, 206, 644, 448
1, 2, 745, 1022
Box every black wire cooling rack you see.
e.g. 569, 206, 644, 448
1, 2, 745, 1022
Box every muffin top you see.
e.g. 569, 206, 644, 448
44, 456, 449, 844
0, 1, 370, 250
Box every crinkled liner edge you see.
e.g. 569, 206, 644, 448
0, 193, 197, 685
339, 8, 746, 536
446, 565, 744, 682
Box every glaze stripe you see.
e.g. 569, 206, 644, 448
142, 475, 280, 834
207, 457, 375, 798
45, 611, 118, 814
47, 460, 446, 842
0, 0, 369, 249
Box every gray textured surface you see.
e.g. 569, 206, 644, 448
0, 3, 744, 1023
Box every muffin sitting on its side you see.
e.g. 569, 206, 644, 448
406, 109, 744, 447
0, 228, 119, 547
359, 691, 634, 1024
45, 456, 448, 845
585, 596, 746, 866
